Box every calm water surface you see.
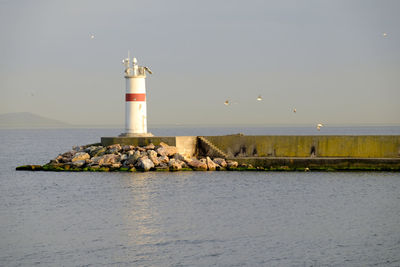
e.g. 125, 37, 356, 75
1, 127, 399, 266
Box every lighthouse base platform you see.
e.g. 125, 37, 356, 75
119, 132, 154, 137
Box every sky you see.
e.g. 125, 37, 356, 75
0, 0, 399, 126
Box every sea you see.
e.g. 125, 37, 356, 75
1, 126, 400, 267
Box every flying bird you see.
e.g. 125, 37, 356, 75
316, 123, 323, 131
293, 108, 297, 113
224, 100, 230, 106
382, 32, 388, 38
257, 95, 262, 101
90, 34, 95, 39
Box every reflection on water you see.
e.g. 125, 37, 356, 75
121, 172, 195, 250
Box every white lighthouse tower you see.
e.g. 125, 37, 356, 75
121, 55, 153, 137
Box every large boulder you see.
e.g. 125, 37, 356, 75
158, 155, 169, 164
173, 153, 192, 163
156, 142, 178, 157
226, 160, 239, 169
144, 143, 155, 150
122, 145, 135, 152
91, 154, 120, 166
84, 146, 102, 155
72, 145, 85, 152
206, 156, 218, 171
147, 150, 160, 166
72, 152, 90, 162
155, 162, 169, 170
54, 155, 71, 163
91, 147, 106, 157
61, 150, 77, 161
125, 150, 141, 165
71, 160, 86, 168
188, 159, 208, 171
213, 158, 227, 168
168, 158, 183, 171
136, 157, 154, 171
106, 144, 122, 154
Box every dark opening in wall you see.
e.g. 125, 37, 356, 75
252, 147, 258, 156
310, 146, 316, 157
234, 145, 247, 157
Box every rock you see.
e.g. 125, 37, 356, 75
61, 150, 77, 160
213, 158, 227, 168
188, 159, 208, 171
84, 146, 101, 154
158, 155, 169, 163
53, 155, 68, 163
181, 161, 189, 168
120, 154, 128, 161
71, 152, 90, 162
111, 163, 122, 169
158, 142, 169, 147
59, 157, 71, 163
91, 147, 106, 157
227, 160, 239, 168
155, 163, 169, 170
147, 150, 160, 166
136, 157, 154, 171
106, 144, 122, 154
144, 143, 155, 150
156, 146, 178, 157
206, 156, 218, 171
125, 150, 141, 165
71, 160, 86, 168
72, 145, 85, 152
168, 158, 183, 171
122, 145, 135, 152
173, 153, 191, 163
91, 154, 120, 166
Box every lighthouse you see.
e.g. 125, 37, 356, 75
121, 55, 153, 137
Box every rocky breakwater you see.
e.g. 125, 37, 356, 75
16, 142, 239, 172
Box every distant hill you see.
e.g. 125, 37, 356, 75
0, 112, 69, 128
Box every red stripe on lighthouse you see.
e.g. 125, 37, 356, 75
126, 93, 146, 101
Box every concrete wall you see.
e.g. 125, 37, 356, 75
204, 135, 400, 158
175, 136, 197, 157
101, 136, 176, 147
102, 135, 400, 158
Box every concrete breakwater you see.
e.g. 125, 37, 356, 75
100, 135, 400, 171
16, 135, 400, 172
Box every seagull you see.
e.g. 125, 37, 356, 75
316, 123, 323, 131
224, 100, 230, 106
257, 95, 262, 101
